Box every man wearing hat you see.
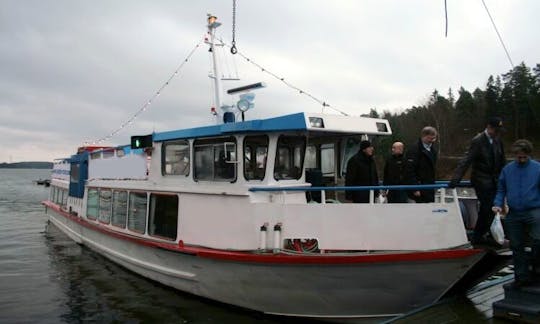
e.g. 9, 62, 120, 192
345, 140, 379, 203
449, 117, 506, 244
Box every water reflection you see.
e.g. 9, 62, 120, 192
44, 222, 310, 324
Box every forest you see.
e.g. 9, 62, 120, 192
368, 62, 540, 178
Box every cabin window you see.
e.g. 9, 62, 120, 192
162, 140, 190, 176
61, 189, 68, 209
112, 191, 128, 228
103, 149, 114, 159
55, 188, 61, 205
244, 135, 268, 181
128, 192, 147, 233
55, 189, 64, 205
70, 164, 80, 183
90, 152, 101, 160
274, 135, 306, 180
98, 189, 112, 224
87, 189, 99, 220
149, 194, 178, 240
193, 137, 236, 182
342, 137, 363, 176
321, 143, 335, 177
304, 145, 317, 169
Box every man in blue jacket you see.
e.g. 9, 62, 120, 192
493, 139, 540, 288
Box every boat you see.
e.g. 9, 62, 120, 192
34, 179, 51, 187
43, 14, 509, 322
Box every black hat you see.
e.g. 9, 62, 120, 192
487, 117, 504, 129
360, 140, 372, 150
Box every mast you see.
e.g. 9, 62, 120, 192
207, 15, 223, 113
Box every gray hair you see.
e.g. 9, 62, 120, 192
512, 139, 533, 154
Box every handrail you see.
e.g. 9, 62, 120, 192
249, 183, 468, 205
249, 184, 449, 192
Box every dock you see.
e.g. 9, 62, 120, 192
389, 262, 540, 323
494, 280, 540, 323
387, 270, 509, 323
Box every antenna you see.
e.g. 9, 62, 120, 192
227, 82, 266, 94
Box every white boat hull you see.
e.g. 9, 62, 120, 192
45, 202, 485, 321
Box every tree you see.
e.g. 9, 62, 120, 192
427, 90, 452, 155
502, 62, 538, 139
485, 75, 501, 118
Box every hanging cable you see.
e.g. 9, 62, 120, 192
444, 0, 448, 37
230, 0, 238, 54
220, 41, 349, 116
85, 37, 205, 145
481, 0, 514, 68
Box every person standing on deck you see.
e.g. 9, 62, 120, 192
383, 141, 408, 203
345, 140, 379, 203
449, 117, 506, 244
406, 126, 438, 203
492, 139, 540, 288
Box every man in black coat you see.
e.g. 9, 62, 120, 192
406, 126, 438, 203
383, 141, 408, 203
346, 140, 379, 203
449, 117, 506, 244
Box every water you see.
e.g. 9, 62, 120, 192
0, 169, 510, 323
0, 170, 291, 323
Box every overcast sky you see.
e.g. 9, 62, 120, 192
1, 0, 538, 162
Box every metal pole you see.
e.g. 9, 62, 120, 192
208, 16, 223, 112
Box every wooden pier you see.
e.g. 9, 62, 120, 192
493, 280, 540, 323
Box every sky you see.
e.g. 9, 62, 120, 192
1, 0, 539, 162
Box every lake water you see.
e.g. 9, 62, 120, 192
0, 169, 510, 323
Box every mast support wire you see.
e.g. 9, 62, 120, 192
86, 36, 205, 145
221, 41, 348, 116
481, 0, 514, 68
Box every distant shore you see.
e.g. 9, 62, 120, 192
0, 162, 52, 169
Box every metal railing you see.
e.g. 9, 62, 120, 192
249, 182, 472, 204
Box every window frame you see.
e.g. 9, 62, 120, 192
193, 136, 237, 182
127, 191, 148, 234
243, 135, 269, 181
87, 188, 99, 220
111, 190, 128, 228
148, 193, 179, 241
98, 189, 112, 224
161, 140, 191, 176
273, 135, 307, 181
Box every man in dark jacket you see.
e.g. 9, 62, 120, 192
383, 141, 408, 203
346, 140, 379, 203
406, 126, 438, 203
449, 117, 506, 244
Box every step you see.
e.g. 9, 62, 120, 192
503, 281, 540, 304
493, 298, 540, 324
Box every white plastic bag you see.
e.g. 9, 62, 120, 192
490, 213, 505, 245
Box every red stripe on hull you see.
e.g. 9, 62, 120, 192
43, 200, 484, 264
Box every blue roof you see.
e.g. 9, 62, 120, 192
153, 112, 307, 142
